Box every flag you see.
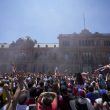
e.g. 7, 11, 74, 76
65, 70, 67, 74
12, 62, 16, 73
55, 67, 59, 76
81, 72, 88, 78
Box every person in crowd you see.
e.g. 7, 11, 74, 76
75, 72, 84, 89
37, 92, 57, 110
86, 85, 98, 105
36, 80, 44, 96
26, 87, 36, 106
58, 85, 71, 110
16, 93, 28, 110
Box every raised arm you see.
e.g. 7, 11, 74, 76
8, 71, 25, 110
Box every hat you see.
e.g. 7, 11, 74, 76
69, 96, 94, 110
61, 85, 67, 93
73, 89, 78, 94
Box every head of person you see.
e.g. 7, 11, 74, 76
69, 96, 94, 110
76, 73, 84, 85
29, 87, 36, 98
88, 85, 94, 93
61, 85, 67, 96
18, 93, 27, 105
42, 93, 53, 108
28, 81, 33, 89
39, 80, 44, 88
52, 82, 59, 94
47, 80, 50, 84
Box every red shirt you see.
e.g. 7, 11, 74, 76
58, 96, 71, 110
26, 98, 35, 106
37, 100, 57, 110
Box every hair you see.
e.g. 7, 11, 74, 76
28, 81, 33, 89
47, 80, 50, 84
18, 93, 27, 105
76, 73, 84, 85
29, 87, 36, 97
88, 85, 94, 92
39, 80, 44, 87
52, 82, 59, 94
43, 93, 53, 106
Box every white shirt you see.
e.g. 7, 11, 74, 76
1, 104, 29, 110
95, 98, 108, 110
16, 104, 29, 110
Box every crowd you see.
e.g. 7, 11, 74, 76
0, 70, 110, 110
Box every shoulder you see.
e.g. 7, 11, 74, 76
52, 100, 57, 110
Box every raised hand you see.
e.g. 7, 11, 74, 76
3, 83, 9, 90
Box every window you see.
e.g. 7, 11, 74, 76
25, 53, 28, 59
46, 45, 48, 47
82, 41, 84, 46
75, 67, 79, 73
63, 41, 69, 46
54, 45, 56, 47
107, 53, 110, 58
106, 41, 108, 46
67, 41, 69, 46
74, 54, 78, 60
34, 53, 39, 59
14, 53, 18, 59
109, 41, 110, 46
43, 65, 48, 73
64, 53, 68, 60
44, 55, 48, 60
98, 54, 101, 60
34, 65, 38, 72
85, 40, 87, 46
53, 53, 57, 60
79, 41, 81, 46
91, 41, 94, 46
19, 53, 22, 59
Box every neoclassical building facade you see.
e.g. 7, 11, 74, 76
0, 29, 110, 74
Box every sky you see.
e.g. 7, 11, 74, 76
0, 0, 110, 44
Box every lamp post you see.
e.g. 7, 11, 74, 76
83, 53, 91, 74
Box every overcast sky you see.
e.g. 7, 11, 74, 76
0, 0, 110, 44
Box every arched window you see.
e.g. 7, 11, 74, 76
64, 53, 68, 60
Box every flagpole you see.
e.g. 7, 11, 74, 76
83, 13, 85, 29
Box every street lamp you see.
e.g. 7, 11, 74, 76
83, 53, 91, 74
